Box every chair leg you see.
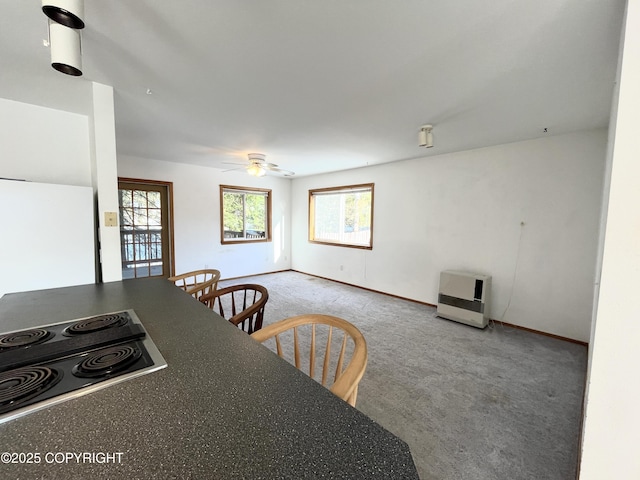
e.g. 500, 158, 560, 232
348, 385, 359, 407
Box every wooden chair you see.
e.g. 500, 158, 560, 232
168, 269, 221, 300
251, 314, 367, 407
200, 284, 269, 334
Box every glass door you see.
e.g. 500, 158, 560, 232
118, 179, 173, 279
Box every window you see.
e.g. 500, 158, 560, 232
309, 183, 374, 249
220, 185, 271, 244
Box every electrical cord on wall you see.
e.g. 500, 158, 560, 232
489, 221, 525, 331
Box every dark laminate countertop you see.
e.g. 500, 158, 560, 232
0, 278, 418, 479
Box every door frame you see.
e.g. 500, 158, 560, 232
118, 177, 175, 279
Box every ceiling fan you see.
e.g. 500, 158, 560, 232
223, 153, 295, 177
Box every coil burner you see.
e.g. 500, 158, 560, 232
63, 313, 128, 336
72, 345, 142, 378
0, 329, 53, 350
0, 366, 62, 414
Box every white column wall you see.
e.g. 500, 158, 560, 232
291, 130, 606, 342
580, 0, 640, 477
89, 82, 122, 282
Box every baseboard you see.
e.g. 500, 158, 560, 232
290, 268, 436, 305
490, 320, 588, 346
219, 269, 292, 283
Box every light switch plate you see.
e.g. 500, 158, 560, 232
104, 211, 118, 227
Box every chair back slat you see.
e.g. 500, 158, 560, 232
230, 292, 237, 317
293, 326, 301, 369
335, 334, 348, 383
240, 290, 247, 312
309, 324, 316, 378
321, 326, 333, 386
216, 297, 225, 319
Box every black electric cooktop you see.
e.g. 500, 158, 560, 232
0, 310, 167, 424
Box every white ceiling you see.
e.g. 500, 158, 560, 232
0, 0, 625, 177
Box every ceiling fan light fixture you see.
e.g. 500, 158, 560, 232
247, 164, 266, 177
42, 0, 85, 29
419, 124, 433, 148
48, 21, 82, 76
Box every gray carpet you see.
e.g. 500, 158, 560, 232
219, 271, 587, 480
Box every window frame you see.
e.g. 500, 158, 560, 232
308, 183, 374, 250
220, 185, 272, 245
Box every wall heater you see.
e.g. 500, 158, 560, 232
437, 270, 491, 329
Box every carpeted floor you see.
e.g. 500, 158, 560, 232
220, 271, 587, 480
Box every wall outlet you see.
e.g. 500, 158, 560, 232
340, 265, 344, 271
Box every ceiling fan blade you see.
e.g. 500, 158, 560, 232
265, 165, 295, 176
221, 161, 246, 166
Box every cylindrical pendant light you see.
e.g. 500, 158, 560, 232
49, 22, 82, 76
42, 0, 85, 29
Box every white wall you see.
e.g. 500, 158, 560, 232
117, 155, 293, 279
0, 97, 91, 186
580, 0, 640, 477
292, 130, 607, 342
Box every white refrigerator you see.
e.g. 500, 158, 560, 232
0, 179, 96, 298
